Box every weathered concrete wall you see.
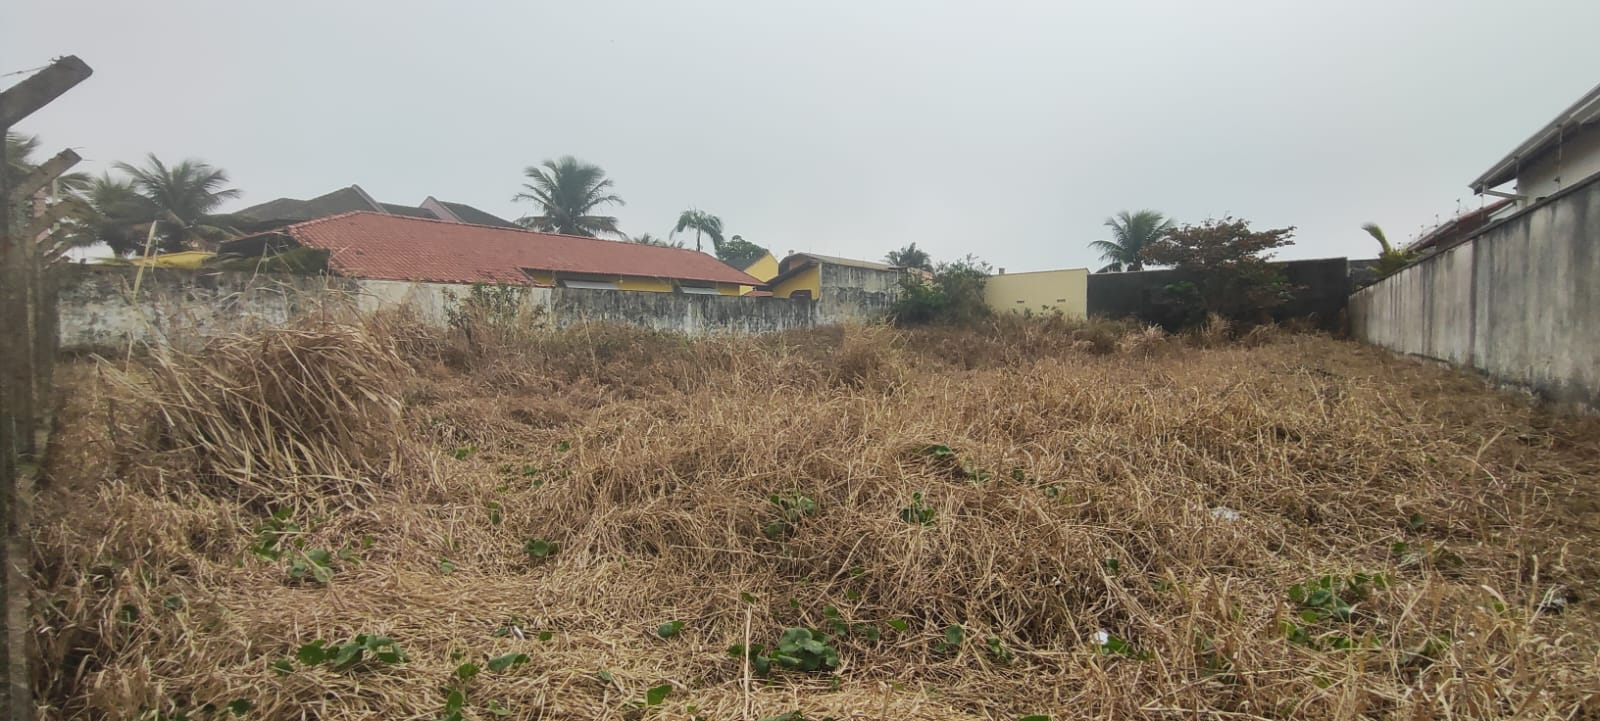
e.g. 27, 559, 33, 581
1350, 173, 1600, 412
1087, 257, 1352, 330
56, 265, 885, 351
57, 266, 359, 352
546, 286, 816, 334
818, 264, 899, 324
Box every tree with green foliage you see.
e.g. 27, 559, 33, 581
1090, 210, 1174, 272
60, 174, 152, 256
513, 156, 624, 237
884, 243, 932, 270
1141, 216, 1296, 326
673, 209, 724, 254
891, 254, 992, 326
716, 234, 769, 269
113, 154, 242, 252
1362, 223, 1413, 279
5, 131, 89, 195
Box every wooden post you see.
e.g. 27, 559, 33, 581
0, 56, 92, 129
0, 54, 94, 721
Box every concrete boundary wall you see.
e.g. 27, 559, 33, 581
54, 266, 886, 352
1349, 173, 1600, 412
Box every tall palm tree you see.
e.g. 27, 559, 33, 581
512, 156, 624, 237
672, 209, 724, 253
5, 131, 89, 195
5, 131, 41, 183
1090, 210, 1174, 272
61, 174, 154, 256
113, 154, 242, 252
885, 243, 932, 270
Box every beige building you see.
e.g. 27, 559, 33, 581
1471, 82, 1600, 209
983, 268, 1089, 318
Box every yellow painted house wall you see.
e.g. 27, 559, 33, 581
984, 268, 1089, 318
615, 276, 675, 293
742, 253, 779, 282
771, 265, 821, 299
527, 270, 740, 295
738, 253, 781, 295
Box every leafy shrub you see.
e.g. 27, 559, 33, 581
294, 634, 405, 673
764, 493, 818, 540
1142, 216, 1297, 328
728, 627, 840, 675
891, 256, 992, 326
898, 492, 936, 526
1282, 573, 1389, 650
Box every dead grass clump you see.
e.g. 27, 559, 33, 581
30, 322, 1600, 721
1114, 324, 1171, 357
1188, 311, 1234, 348
102, 320, 404, 508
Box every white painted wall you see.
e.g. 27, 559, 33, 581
1516, 124, 1600, 208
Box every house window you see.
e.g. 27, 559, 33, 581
678, 285, 720, 295
789, 289, 813, 300
560, 279, 618, 291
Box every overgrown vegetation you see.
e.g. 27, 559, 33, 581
31, 316, 1600, 720
890, 255, 992, 326
1362, 222, 1415, 280
1141, 216, 1298, 328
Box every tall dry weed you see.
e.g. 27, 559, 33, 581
30, 321, 1600, 721
100, 320, 404, 508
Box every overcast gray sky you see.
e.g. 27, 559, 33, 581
7, 0, 1599, 270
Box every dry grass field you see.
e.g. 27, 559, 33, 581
29, 316, 1600, 720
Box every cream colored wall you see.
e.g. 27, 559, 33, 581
1516, 125, 1600, 208
771, 265, 821, 299
983, 268, 1089, 318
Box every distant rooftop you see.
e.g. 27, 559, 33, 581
232, 184, 515, 229
222, 212, 764, 288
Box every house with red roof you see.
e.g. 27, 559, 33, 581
220, 212, 764, 295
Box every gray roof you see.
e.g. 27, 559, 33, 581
784, 252, 898, 272
436, 200, 518, 228
379, 203, 442, 220
234, 186, 380, 223
1471, 82, 1600, 192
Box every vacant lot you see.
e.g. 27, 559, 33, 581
31, 318, 1600, 720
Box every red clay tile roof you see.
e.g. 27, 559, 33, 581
250, 212, 763, 287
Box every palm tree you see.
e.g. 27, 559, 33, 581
512, 156, 624, 237
5, 131, 41, 182
1090, 210, 1174, 272
885, 243, 932, 270
113, 154, 242, 252
672, 209, 724, 253
1362, 222, 1412, 278
630, 232, 683, 248
5, 131, 89, 195
60, 174, 154, 256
